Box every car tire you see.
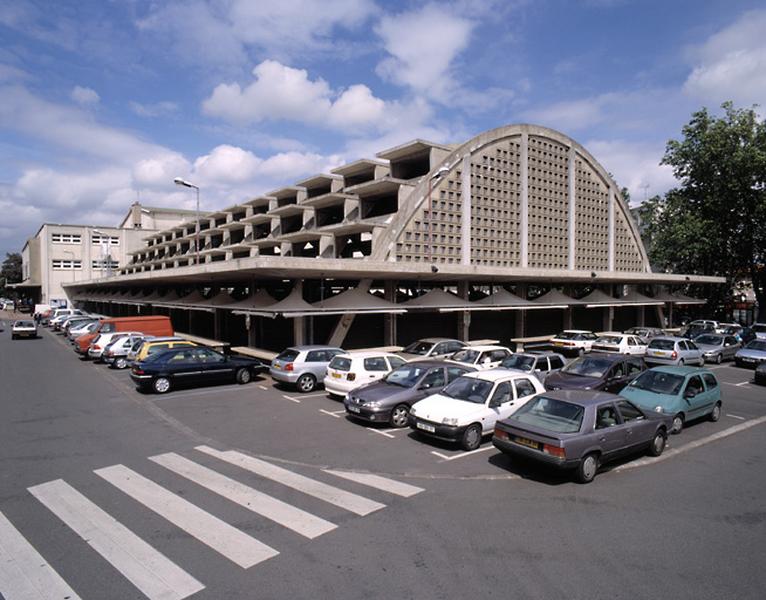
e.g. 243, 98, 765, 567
389, 404, 410, 428
647, 430, 667, 457
576, 453, 599, 484
578, 348, 584, 357
236, 368, 252, 385
296, 373, 316, 393
709, 401, 722, 422
153, 377, 171, 394
671, 413, 684, 434
715, 353, 722, 364
461, 424, 483, 451
11, 334, 16, 340
114, 357, 128, 370
679, 359, 685, 366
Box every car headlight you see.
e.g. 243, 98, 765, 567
442, 417, 458, 426
364, 399, 380, 407
655, 406, 664, 413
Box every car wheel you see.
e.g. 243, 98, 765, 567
461, 424, 483, 451
11, 334, 16, 340
709, 402, 722, 422
153, 377, 171, 394
578, 348, 584, 357
715, 353, 722, 364
679, 359, 685, 366
698, 358, 705, 367
296, 373, 316, 393
389, 404, 409, 428
114, 357, 127, 370
671, 413, 684, 434
576, 453, 599, 484
647, 430, 667, 457
236, 368, 252, 385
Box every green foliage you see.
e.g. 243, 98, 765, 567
1, 253, 22, 296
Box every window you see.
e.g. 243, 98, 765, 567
306, 350, 326, 362
616, 400, 644, 422
610, 362, 626, 378
548, 355, 565, 370
92, 259, 119, 270
51, 233, 82, 244
421, 369, 446, 388
387, 356, 406, 370
685, 375, 704, 396
447, 341, 464, 353
168, 349, 195, 363
490, 382, 512, 405
447, 366, 468, 382
92, 234, 120, 245
514, 378, 537, 399
433, 343, 449, 355
52, 259, 82, 270
628, 337, 637, 346
687, 341, 699, 350
596, 405, 618, 429
702, 373, 718, 389
626, 358, 644, 375
194, 348, 224, 363
724, 336, 737, 347
491, 349, 510, 361
364, 357, 389, 371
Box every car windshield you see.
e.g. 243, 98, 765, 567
15, 321, 34, 327
752, 324, 766, 333
328, 356, 351, 371
596, 336, 622, 344
385, 364, 428, 387
451, 349, 480, 363
402, 341, 433, 355
100, 323, 115, 333
629, 370, 685, 394
440, 377, 493, 404
648, 339, 675, 350
560, 356, 612, 378
695, 334, 722, 346
276, 349, 300, 362
500, 355, 535, 371
555, 331, 580, 340
511, 397, 584, 433
745, 340, 766, 351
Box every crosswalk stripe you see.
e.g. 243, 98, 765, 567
94, 465, 278, 569
196, 446, 385, 516
0, 509, 82, 600
27, 479, 203, 600
322, 470, 425, 498
150, 453, 336, 539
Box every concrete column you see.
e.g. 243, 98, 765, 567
515, 284, 527, 342
247, 314, 257, 346
563, 307, 573, 330
187, 310, 193, 334
668, 302, 674, 328
383, 281, 397, 346
520, 134, 529, 268
457, 281, 471, 341
213, 308, 223, 340
602, 285, 614, 332
461, 154, 472, 265
607, 188, 615, 271
567, 146, 576, 270
293, 316, 305, 346
637, 306, 646, 327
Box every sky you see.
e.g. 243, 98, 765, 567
1, 0, 765, 258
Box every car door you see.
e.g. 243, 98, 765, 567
594, 402, 626, 458
305, 349, 327, 380
684, 341, 702, 364
194, 347, 235, 383
484, 381, 513, 433
614, 399, 652, 453
431, 342, 449, 358
413, 368, 447, 403
723, 336, 740, 360
165, 349, 202, 384
682, 374, 707, 418
602, 361, 629, 393
512, 378, 539, 413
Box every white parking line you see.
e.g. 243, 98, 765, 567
282, 392, 327, 401
282, 395, 302, 403
723, 381, 752, 387
726, 413, 746, 420
319, 409, 341, 418
430, 446, 493, 461
366, 428, 395, 439
257, 385, 268, 390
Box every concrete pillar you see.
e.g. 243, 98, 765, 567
457, 281, 471, 341
329, 279, 372, 347
602, 285, 614, 332
293, 316, 305, 346
637, 306, 646, 327
247, 314, 257, 346
668, 302, 674, 328
515, 284, 527, 341
187, 309, 193, 334
563, 307, 573, 330
383, 281, 397, 346
214, 308, 223, 340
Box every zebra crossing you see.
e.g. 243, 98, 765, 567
0, 447, 424, 600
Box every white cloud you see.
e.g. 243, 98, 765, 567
193, 145, 261, 184
132, 153, 192, 189
0, 63, 29, 82
129, 100, 178, 118
375, 4, 474, 101
683, 10, 766, 107
71, 85, 99, 106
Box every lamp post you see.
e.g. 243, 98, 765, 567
426, 166, 450, 265
174, 177, 201, 265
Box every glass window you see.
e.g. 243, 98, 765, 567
548, 356, 565, 370
628, 370, 685, 394
147, 343, 170, 355
648, 339, 675, 350
328, 356, 351, 371
167, 349, 195, 363
685, 375, 704, 395
276, 349, 299, 361
610, 362, 626, 378
305, 350, 325, 362
626, 358, 644, 375
421, 368, 446, 388
561, 356, 612, 377
385, 365, 428, 387
627, 337, 637, 346
514, 378, 537, 399
433, 343, 448, 355
500, 354, 535, 371
490, 382, 512, 405
441, 377, 493, 404
724, 336, 737, 346
703, 373, 718, 389
451, 349, 480, 363
596, 405, 619, 429
447, 366, 468, 382
402, 341, 432, 355
616, 400, 644, 422
194, 348, 224, 362
447, 341, 464, 353
490, 349, 510, 361
687, 341, 699, 351
511, 397, 584, 433
387, 356, 406, 370
364, 357, 389, 371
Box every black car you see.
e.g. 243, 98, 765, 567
130, 346, 267, 393
543, 352, 646, 393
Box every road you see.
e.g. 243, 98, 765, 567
1, 317, 765, 599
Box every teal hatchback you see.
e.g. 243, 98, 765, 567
620, 366, 722, 434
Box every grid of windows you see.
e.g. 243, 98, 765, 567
92, 234, 120, 245
574, 158, 610, 270
52, 259, 82, 270
92, 259, 119, 270
51, 233, 82, 244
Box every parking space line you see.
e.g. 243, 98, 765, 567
257, 385, 268, 390
726, 414, 746, 420
282, 395, 302, 403
366, 428, 395, 439
723, 381, 752, 387
319, 409, 341, 418
323, 470, 424, 497
431, 446, 493, 462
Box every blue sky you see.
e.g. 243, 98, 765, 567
1, 0, 765, 257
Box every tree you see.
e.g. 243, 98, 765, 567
649, 102, 766, 320
1, 252, 22, 297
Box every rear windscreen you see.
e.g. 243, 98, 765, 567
276, 349, 300, 361
329, 356, 351, 371
648, 339, 675, 350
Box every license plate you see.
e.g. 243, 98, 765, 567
742, 358, 755, 363
554, 342, 564, 346
331, 372, 342, 378
347, 405, 361, 413
514, 436, 539, 449
273, 364, 281, 370
416, 421, 435, 433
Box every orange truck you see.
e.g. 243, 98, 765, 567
75, 315, 173, 356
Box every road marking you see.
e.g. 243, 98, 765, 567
160, 385, 242, 399
94, 464, 277, 568
0, 509, 83, 600
28, 479, 204, 600
257, 385, 268, 390
319, 409, 342, 418
196, 446, 385, 516
366, 427, 395, 438
431, 446, 494, 461
723, 381, 752, 387
281, 395, 302, 403
323, 470, 424, 498
615, 415, 766, 472
149, 453, 336, 539
726, 413, 746, 420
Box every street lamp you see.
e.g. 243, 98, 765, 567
174, 177, 201, 265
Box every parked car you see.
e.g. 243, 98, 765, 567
544, 353, 645, 393
62, 316, 96, 336
621, 366, 722, 434
734, 339, 766, 368
75, 316, 174, 356
67, 320, 99, 342
752, 323, 766, 340
693, 333, 741, 364
50, 309, 87, 330
344, 360, 475, 427
103, 333, 150, 369
689, 319, 720, 332
130, 346, 266, 393
591, 333, 647, 355
624, 327, 664, 343
446, 345, 512, 370
408, 370, 545, 450
396, 338, 466, 361
492, 390, 672, 483
550, 330, 598, 356
88, 331, 144, 361
324, 352, 407, 398
755, 363, 766, 386
730, 326, 757, 345
645, 336, 704, 366
495, 351, 566, 383
129, 336, 197, 363
11, 320, 37, 339
270, 345, 345, 392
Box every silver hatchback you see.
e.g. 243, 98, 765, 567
270, 345, 345, 392
645, 336, 704, 366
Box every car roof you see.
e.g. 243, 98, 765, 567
462, 369, 534, 382
400, 359, 459, 369
286, 345, 343, 351
524, 351, 565, 357
559, 329, 592, 334
582, 351, 633, 363
456, 345, 508, 351
540, 389, 621, 406
648, 365, 711, 376
651, 336, 686, 342
143, 336, 188, 343
412, 337, 461, 343
337, 351, 400, 358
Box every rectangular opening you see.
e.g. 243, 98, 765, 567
277, 194, 297, 208
336, 233, 372, 258
233, 250, 250, 260
229, 229, 245, 244
344, 169, 376, 188
211, 253, 225, 262
281, 214, 303, 234
306, 183, 332, 199
293, 241, 319, 258
390, 152, 430, 180
199, 221, 210, 231
210, 234, 224, 248
316, 204, 344, 227
215, 217, 226, 227
232, 211, 246, 222
360, 193, 398, 219
254, 222, 270, 240
259, 245, 279, 256
252, 203, 269, 215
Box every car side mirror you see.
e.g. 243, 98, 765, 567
419, 383, 431, 390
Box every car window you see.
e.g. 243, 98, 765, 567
328, 356, 351, 371
724, 336, 737, 346
448, 341, 464, 353
447, 366, 468, 382
596, 405, 619, 429
687, 341, 699, 351
193, 348, 224, 363
616, 400, 644, 422
626, 358, 644, 375
491, 349, 510, 361
276, 349, 300, 361
610, 362, 626, 378
364, 357, 389, 371
548, 356, 564, 370
702, 373, 718, 389
490, 382, 512, 405
421, 368, 446, 388
147, 343, 170, 355
167, 349, 195, 363
514, 378, 537, 399
627, 337, 637, 346
649, 339, 675, 350
387, 356, 406, 370
512, 397, 584, 433
306, 350, 325, 362
433, 343, 448, 355
685, 375, 704, 395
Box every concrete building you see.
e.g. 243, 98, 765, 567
17, 203, 198, 307
69, 124, 723, 350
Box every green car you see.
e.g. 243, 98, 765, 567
620, 366, 722, 434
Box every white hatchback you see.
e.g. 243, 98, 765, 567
446, 345, 513, 370
550, 330, 598, 355
591, 333, 647, 355
88, 331, 143, 360
408, 370, 545, 451
323, 352, 408, 397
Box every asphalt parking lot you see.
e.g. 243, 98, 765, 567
2, 320, 765, 600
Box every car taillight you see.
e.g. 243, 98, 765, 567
494, 427, 509, 440
285, 363, 294, 372
671, 351, 678, 359
542, 444, 566, 459
347, 373, 356, 381
133, 368, 144, 375
93, 345, 101, 350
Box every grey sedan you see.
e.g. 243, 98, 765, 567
495, 351, 566, 383
645, 336, 704, 366
734, 339, 766, 369
396, 338, 466, 361
694, 333, 741, 364
270, 345, 345, 392
344, 360, 475, 427
492, 390, 672, 483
